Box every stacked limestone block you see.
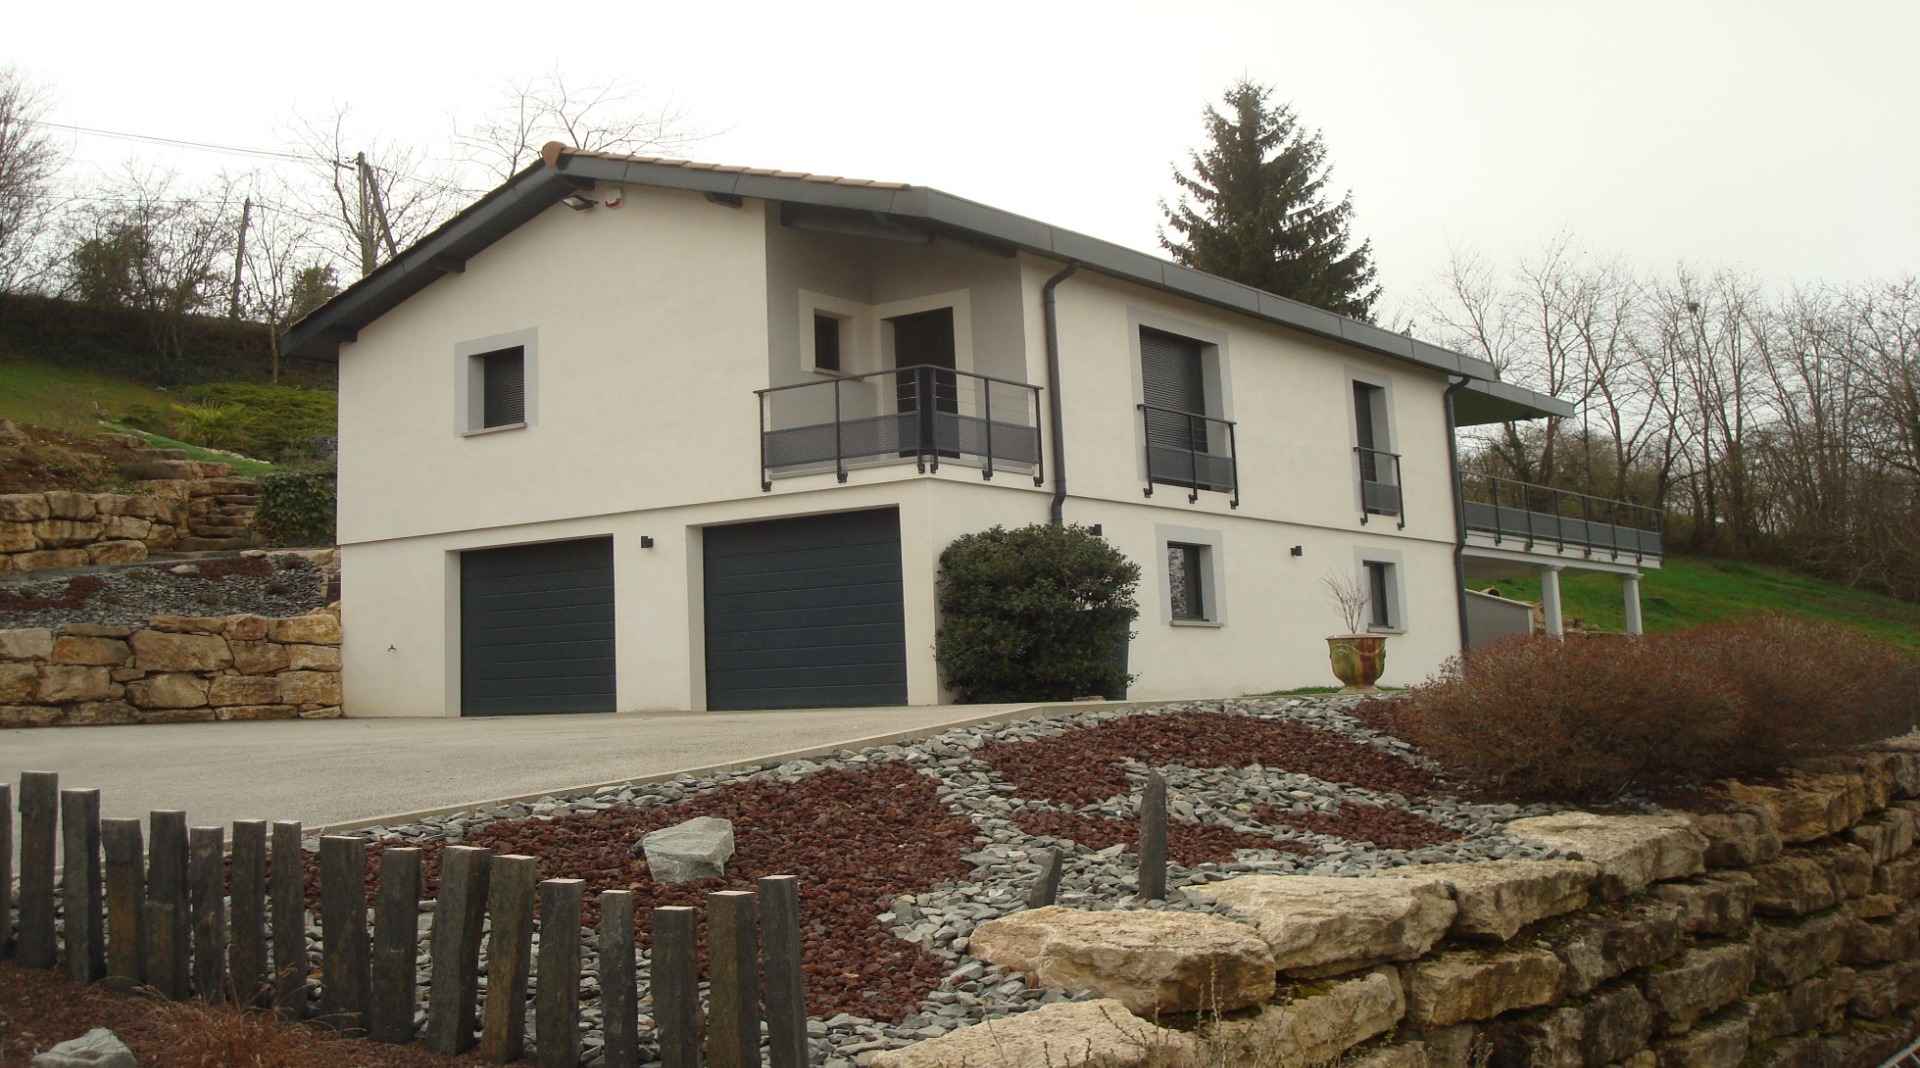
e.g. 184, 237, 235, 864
0, 606, 341, 727
878, 738, 1920, 1067
0, 474, 260, 574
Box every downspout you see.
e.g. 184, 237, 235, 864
1043, 262, 1080, 526
1444, 376, 1473, 659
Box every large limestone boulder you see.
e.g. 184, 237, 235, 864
1847, 808, 1916, 865
275, 671, 342, 706
126, 673, 211, 709
1183, 874, 1455, 976
0, 627, 54, 660
271, 612, 342, 645
30, 1027, 137, 1068
1687, 806, 1782, 868
1741, 967, 1854, 1041
50, 636, 131, 667
1402, 944, 1565, 1028
230, 640, 291, 675
869, 999, 1193, 1068
1650, 1013, 1749, 1068
1751, 910, 1848, 988
1200, 967, 1404, 1065
1725, 775, 1868, 844
1746, 855, 1840, 917
1549, 899, 1686, 996
129, 630, 232, 672
1845, 903, 1920, 965
1873, 852, 1920, 897
86, 540, 147, 566
0, 662, 37, 702
0, 493, 50, 521
35, 665, 113, 703
1639, 943, 1754, 1034
639, 816, 736, 884
968, 906, 1275, 1015
1649, 873, 1756, 936
1505, 813, 1706, 898
1381, 859, 1596, 941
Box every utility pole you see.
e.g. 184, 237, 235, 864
228, 197, 251, 319
354, 152, 377, 277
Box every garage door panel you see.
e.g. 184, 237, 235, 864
704, 510, 908, 711
461, 537, 615, 716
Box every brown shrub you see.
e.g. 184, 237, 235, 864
1392, 616, 1918, 803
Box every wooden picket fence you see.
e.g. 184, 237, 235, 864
1, 772, 811, 1068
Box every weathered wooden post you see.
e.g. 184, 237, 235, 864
188, 825, 226, 1000
478, 854, 538, 1063
707, 889, 761, 1068
425, 845, 492, 1053
318, 835, 370, 1028
270, 821, 307, 1018
760, 876, 808, 1068
61, 788, 105, 982
230, 820, 269, 1005
101, 817, 145, 985
1026, 848, 1063, 908
144, 810, 191, 998
370, 847, 422, 1043
1137, 771, 1168, 902
0, 782, 11, 960
652, 905, 700, 1068
598, 890, 639, 1068
17, 771, 58, 969
535, 879, 584, 1068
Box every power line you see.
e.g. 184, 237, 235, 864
31, 120, 310, 163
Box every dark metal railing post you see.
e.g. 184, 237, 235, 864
1554, 487, 1567, 552
1521, 479, 1537, 549
1031, 385, 1045, 487
1226, 422, 1240, 508
1578, 492, 1593, 557
1357, 447, 1369, 525
757, 392, 771, 492
1140, 406, 1154, 498
1488, 476, 1502, 544
1394, 455, 1406, 529
910, 369, 926, 475
1187, 414, 1200, 503
982, 379, 994, 481
923, 367, 940, 474
832, 377, 846, 484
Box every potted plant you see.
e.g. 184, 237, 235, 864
1322, 573, 1387, 691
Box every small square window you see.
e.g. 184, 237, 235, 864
812, 313, 842, 373
1365, 560, 1394, 629
476, 346, 525, 428
1169, 542, 1207, 621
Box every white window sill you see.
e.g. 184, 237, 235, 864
1367, 625, 1406, 636
462, 422, 528, 438
1171, 619, 1224, 629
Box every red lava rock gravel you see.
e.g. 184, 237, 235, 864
295, 763, 977, 1023
978, 710, 1437, 806
1012, 810, 1310, 866
1253, 801, 1463, 850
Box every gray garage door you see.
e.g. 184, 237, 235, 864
460, 537, 615, 716
703, 509, 907, 711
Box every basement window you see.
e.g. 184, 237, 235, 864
1364, 559, 1398, 630
1168, 542, 1209, 622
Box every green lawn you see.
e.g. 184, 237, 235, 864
104, 424, 276, 478
1485, 554, 1920, 652
0, 356, 177, 432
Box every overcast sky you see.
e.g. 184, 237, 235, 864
14, 0, 1916, 320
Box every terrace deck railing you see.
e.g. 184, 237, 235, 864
755, 365, 1043, 490
1137, 403, 1239, 507
1462, 474, 1664, 561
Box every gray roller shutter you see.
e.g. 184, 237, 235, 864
460, 537, 615, 716
703, 509, 907, 711
1140, 328, 1230, 490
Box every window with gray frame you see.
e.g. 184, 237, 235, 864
1365, 560, 1394, 628
1169, 542, 1207, 621
477, 346, 526, 428
812, 313, 842, 372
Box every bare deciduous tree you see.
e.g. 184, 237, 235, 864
456, 71, 700, 182
289, 105, 464, 278
0, 66, 66, 293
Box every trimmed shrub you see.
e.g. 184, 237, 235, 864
256, 469, 336, 547
936, 523, 1141, 703
1381, 616, 1919, 802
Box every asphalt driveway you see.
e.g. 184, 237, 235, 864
3, 704, 1037, 862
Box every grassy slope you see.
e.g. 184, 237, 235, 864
1487, 554, 1920, 651
0, 356, 178, 432
104, 425, 276, 478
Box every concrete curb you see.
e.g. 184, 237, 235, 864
305, 700, 1120, 838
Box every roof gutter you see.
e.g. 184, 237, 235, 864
1444, 375, 1473, 662
1043, 262, 1079, 525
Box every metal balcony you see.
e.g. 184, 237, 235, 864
1355, 445, 1405, 528
755, 365, 1043, 489
1137, 404, 1238, 507
1463, 474, 1664, 561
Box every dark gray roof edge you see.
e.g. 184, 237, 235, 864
289, 151, 1504, 384
1465, 378, 1573, 419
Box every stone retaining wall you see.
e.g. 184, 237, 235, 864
0, 478, 261, 573
882, 739, 1920, 1067
0, 606, 341, 727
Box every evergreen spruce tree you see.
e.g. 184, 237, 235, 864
1160, 80, 1382, 320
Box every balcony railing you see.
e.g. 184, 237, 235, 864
1462, 474, 1664, 560
1355, 445, 1405, 529
1137, 403, 1239, 507
755, 365, 1043, 489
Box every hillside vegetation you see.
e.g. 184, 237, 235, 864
1485, 554, 1920, 652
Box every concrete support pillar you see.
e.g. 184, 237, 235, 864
1540, 566, 1565, 638
1623, 572, 1644, 636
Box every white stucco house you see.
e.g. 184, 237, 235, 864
285, 143, 1661, 717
